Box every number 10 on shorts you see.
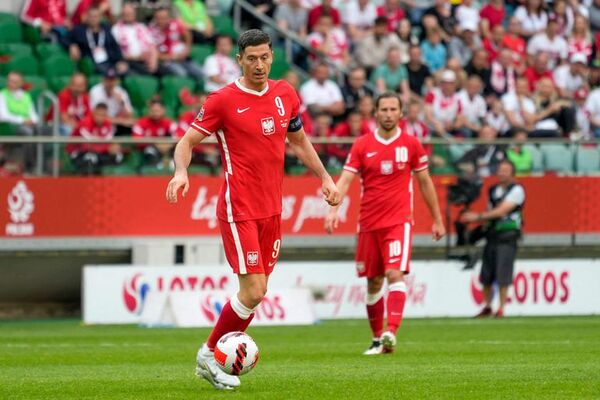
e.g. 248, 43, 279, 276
389, 240, 402, 257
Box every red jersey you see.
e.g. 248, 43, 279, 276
308, 6, 341, 31
133, 116, 177, 148
524, 67, 554, 92
150, 19, 187, 56
376, 6, 405, 32
479, 4, 505, 29
67, 115, 114, 154
190, 79, 301, 222
344, 128, 428, 232
21, 0, 67, 26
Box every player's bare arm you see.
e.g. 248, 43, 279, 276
461, 201, 517, 223
286, 128, 341, 206
166, 127, 207, 203
325, 170, 355, 234
414, 168, 446, 241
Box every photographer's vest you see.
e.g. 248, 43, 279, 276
488, 183, 524, 234
1, 88, 33, 119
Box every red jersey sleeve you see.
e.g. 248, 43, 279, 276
424, 91, 435, 104
58, 90, 70, 114
190, 92, 222, 136
343, 139, 362, 174
410, 137, 429, 172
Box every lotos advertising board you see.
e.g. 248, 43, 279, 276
83, 260, 600, 325
2, 176, 600, 238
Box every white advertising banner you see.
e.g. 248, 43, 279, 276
83, 260, 600, 324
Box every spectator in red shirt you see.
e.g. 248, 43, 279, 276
376, 0, 405, 33
328, 111, 364, 164
54, 73, 90, 136
400, 99, 431, 151
132, 99, 177, 167
503, 17, 527, 69
479, 0, 505, 38
71, 0, 112, 26
307, 0, 341, 32
524, 52, 554, 92
67, 103, 122, 175
150, 7, 203, 80
20, 0, 70, 47
483, 24, 504, 62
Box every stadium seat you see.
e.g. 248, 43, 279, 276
161, 76, 196, 108
123, 75, 159, 109
40, 54, 75, 78
190, 44, 214, 66
35, 43, 65, 60
270, 58, 291, 79
541, 144, 574, 173
78, 57, 96, 76
0, 43, 33, 58
1, 53, 39, 76
22, 24, 42, 45
522, 144, 543, 173
139, 165, 172, 176
0, 12, 18, 24
448, 143, 473, 162
101, 165, 138, 176
212, 16, 237, 38
0, 76, 5, 88
48, 76, 70, 92
0, 20, 23, 43
23, 75, 48, 102
576, 146, 600, 174
188, 165, 213, 175
287, 165, 307, 175
88, 75, 101, 89
123, 150, 143, 170
0, 122, 18, 136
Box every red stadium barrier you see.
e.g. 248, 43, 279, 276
1, 176, 599, 238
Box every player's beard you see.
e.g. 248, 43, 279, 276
380, 120, 397, 132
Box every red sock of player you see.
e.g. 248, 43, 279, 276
366, 291, 385, 339
386, 281, 407, 335
206, 295, 255, 351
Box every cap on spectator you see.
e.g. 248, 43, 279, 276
570, 53, 587, 64
574, 88, 588, 100
441, 69, 456, 82
459, 19, 478, 32
103, 68, 118, 79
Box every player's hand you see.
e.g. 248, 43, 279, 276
322, 177, 341, 206
166, 173, 189, 203
432, 219, 446, 242
324, 211, 340, 235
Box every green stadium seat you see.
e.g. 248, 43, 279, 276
541, 144, 573, 173
88, 75, 102, 89
101, 165, 138, 176
0, 12, 19, 24
0, 122, 19, 136
123, 75, 159, 109
190, 44, 214, 66
270, 58, 291, 79
48, 76, 71, 92
161, 76, 196, 108
35, 43, 65, 60
22, 24, 42, 45
78, 57, 96, 76
188, 165, 213, 175
60, 148, 77, 175
522, 144, 543, 173
576, 146, 600, 174
40, 54, 75, 78
0, 43, 33, 58
287, 165, 307, 175
23, 75, 48, 102
449, 143, 473, 162
1, 53, 39, 75
123, 150, 143, 170
0, 20, 23, 43
139, 165, 172, 176
0, 75, 6, 88
212, 16, 237, 38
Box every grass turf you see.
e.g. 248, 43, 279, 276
1, 317, 599, 399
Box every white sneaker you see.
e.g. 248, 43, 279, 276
380, 331, 396, 354
195, 344, 241, 390
363, 339, 382, 355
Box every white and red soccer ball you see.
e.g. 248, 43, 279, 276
214, 332, 259, 376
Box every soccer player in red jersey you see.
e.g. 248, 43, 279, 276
166, 30, 341, 390
325, 92, 445, 355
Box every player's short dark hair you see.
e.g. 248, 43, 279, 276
499, 159, 517, 176
94, 102, 108, 111
238, 29, 272, 53
375, 92, 403, 110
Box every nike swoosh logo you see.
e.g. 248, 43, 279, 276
366, 152, 378, 158
237, 107, 250, 113
268, 261, 277, 267
389, 258, 400, 263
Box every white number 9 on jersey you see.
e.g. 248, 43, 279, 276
275, 96, 285, 116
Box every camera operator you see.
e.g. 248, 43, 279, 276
461, 160, 525, 318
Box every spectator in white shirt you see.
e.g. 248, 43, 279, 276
485, 96, 510, 137
89, 68, 135, 129
299, 63, 345, 118
342, 0, 378, 42
573, 88, 590, 139
203, 35, 241, 93
553, 53, 588, 99
514, 0, 548, 39
458, 75, 487, 137
501, 77, 536, 132
584, 86, 600, 137
526, 14, 568, 69
307, 14, 350, 68
454, 0, 480, 30
112, 3, 159, 75
424, 69, 466, 137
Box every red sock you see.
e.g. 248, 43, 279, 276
366, 293, 384, 338
386, 282, 407, 335
206, 299, 255, 350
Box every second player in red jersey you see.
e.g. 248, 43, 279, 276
326, 92, 445, 355
166, 30, 340, 391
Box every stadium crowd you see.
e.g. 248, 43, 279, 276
1, 0, 600, 176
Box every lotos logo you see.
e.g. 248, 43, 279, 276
123, 273, 151, 315
6, 181, 35, 236
200, 294, 227, 323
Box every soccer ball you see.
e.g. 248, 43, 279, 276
214, 331, 259, 376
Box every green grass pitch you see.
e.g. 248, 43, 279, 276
1, 317, 599, 399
